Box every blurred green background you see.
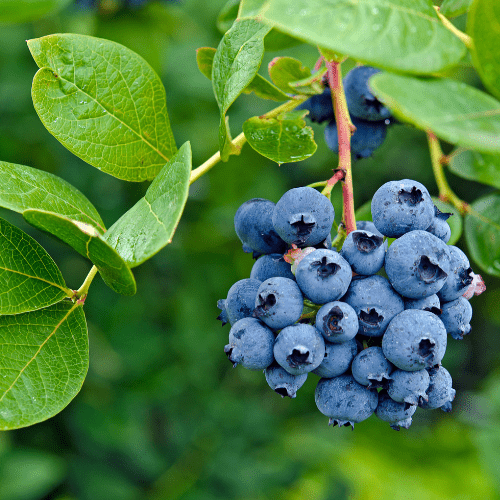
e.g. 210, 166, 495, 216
1, 1, 500, 499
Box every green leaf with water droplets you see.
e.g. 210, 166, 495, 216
449, 150, 500, 189
0, 301, 88, 430
28, 34, 177, 182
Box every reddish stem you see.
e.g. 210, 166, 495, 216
314, 55, 325, 71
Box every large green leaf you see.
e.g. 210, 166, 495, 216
440, 0, 473, 17
432, 197, 463, 246
0, 161, 105, 231
212, 19, 272, 160
28, 34, 177, 182
465, 193, 500, 277
103, 142, 192, 268
238, 0, 466, 74
468, 0, 500, 101
370, 73, 500, 153
0, 301, 87, 430
0, 217, 72, 315
0, 0, 71, 24
22, 210, 137, 296
243, 111, 317, 164
448, 149, 500, 188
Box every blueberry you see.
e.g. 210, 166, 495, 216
272, 187, 335, 247
351, 346, 394, 389
341, 275, 404, 337
312, 338, 358, 378
315, 301, 359, 343
382, 309, 447, 371
224, 317, 275, 370
295, 249, 352, 304
343, 66, 391, 121
437, 246, 473, 302
264, 363, 308, 398
440, 297, 472, 340
253, 277, 304, 330
419, 366, 456, 412
274, 324, 325, 376
371, 179, 435, 237
324, 116, 387, 160
220, 278, 262, 326
250, 254, 295, 282
404, 294, 442, 315
356, 220, 383, 237
387, 368, 430, 406
235, 198, 287, 255
296, 88, 334, 123
375, 390, 417, 430
315, 375, 378, 428
385, 230, 451, 299
426, 205, 452, 243
340, 230, 385, 275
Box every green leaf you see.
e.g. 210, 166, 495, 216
467, 0, 500, 101
370, 73, 500, 154
0, 0, 71, 24
432, 197, 463, 245
28, 34, 177, 182
440, 0, 473, 17
212, 19, 272, 160
0, 217, 71, 315
196, 47, 216, 80
103, 142, 192, 268
448, 149, 500, 188
0, 161, 105, 231
465, 193, 500, 277
217, 0, 240, 32
268, 57, 311, 93
243, 110, 317, 164
238, 0, 466, 75
22, 210, 137, 296
0, 301, 88, 430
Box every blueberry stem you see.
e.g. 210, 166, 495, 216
434, 7, 474, 49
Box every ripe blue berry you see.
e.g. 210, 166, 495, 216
404, 294, 441, 315
375, 390, 417, 430
295, 249, 352, 304
224, 317, 275, 370
274, 324, 325, 376
340, 230, 385, 275
371, 179, 435, 237
250, 254, 295, 282
426, 205, 452, 243
315, 375, 378, 428
315, 301, 359, 343
382, 309, 447, 371
272, 187, 335, 247
387, 368, 430, 406
219, 278, 262, 326
440, 297, 472, 340
312, 338, 358, 379
419, 367, 456, 412
356, 220, 383, 237
437, 246, 473, 302
253, 277, 303, 330
351, 346, 394, 389
264, 363, 308, 398
385, 230, 451, 299
296, 88, 334, 123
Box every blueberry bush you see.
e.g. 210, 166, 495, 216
1, 0, 500, 497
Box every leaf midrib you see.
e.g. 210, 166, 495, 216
0, 265, 71, 295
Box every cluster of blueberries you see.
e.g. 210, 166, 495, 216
297, 65, 393, 160
217, 180, 477, 430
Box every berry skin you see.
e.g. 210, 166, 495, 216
371, 179, 435, 238
440, 297, 473, 340
437, 246, 473, 302
426, 205, 452, 243
264, 363, 308, 398
385, 230, 451, 299
315, 375, 379, 428
295, 249, 352, 304
219, 278, 262, 326
312, 338, 358, 379
340, 230, 385, 275
419, 367, 456, 412
356, 220, 384, 237
341, 275, 404, 337
351, 346, 394, 389
250, 254, 295, 282
404, 294, 441, 315
382, 309, 447, 371
296, 88, 334, 123
274, 324, 326, 376
253, 277, 304, 330
324, 116, 387, 160
387, 368, 430, 406
224, 317, 275, 370
234, 198, 287, 255
272, 187, 335, 247
343, 66, 391, 121
375, 390, 417, 430
315, 301, 359, 343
